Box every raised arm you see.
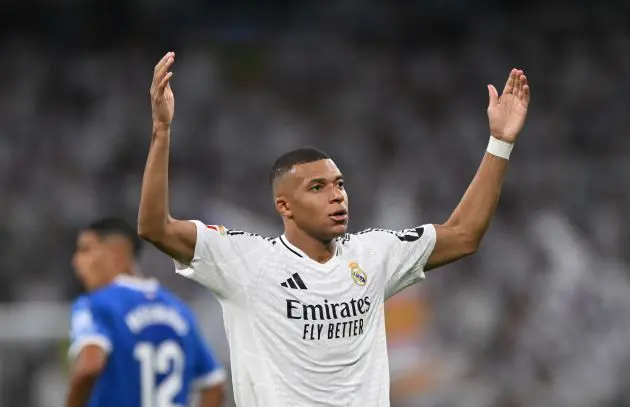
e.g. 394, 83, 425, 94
138, 52, 196, 265
426, 68, 531, 270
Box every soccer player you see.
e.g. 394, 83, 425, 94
66, 217, 226, 407
139, 52, 530, 406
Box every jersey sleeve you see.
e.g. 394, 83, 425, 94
358, 224, 437, 300
68, 297, 113, 360
174, 220, 272, 299
189, 315, 227, 390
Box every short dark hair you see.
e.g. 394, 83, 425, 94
269, 147, 331, 187
83, 217, 142, 258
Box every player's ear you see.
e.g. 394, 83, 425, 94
275, 196, 293, 218
106, 237, 133, 266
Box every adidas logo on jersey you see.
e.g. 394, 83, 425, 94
280, 273, 308, 290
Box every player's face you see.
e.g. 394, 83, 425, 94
283, 159, 349, 240
72, 231, 116, 291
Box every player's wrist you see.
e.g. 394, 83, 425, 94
152, 121, 171, 134
486, 134, 513, 160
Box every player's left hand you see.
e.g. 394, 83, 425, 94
487, 68, 530, 143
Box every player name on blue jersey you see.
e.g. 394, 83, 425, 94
125, 304, 190, 335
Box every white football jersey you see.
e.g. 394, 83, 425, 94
175, 221, 436, 407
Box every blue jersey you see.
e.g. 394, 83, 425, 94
69, 276, 225, 407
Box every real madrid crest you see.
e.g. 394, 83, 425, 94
349, 261, 367, 287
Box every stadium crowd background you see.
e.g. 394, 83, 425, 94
2, 0, 630, 406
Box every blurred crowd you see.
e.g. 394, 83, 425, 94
2, 1, 630, 406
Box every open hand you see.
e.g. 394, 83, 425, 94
150, 52, 175, 126
487, 69, 530, 143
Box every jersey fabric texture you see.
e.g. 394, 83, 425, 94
69, 275, 226, 407
175, 221, 436, 407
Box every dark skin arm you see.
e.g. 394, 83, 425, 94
65, 345, 107, 407
427, 153, 508, 270
137, 51, 196, 265
197, 384, 226, 407
426, 69, 531, 270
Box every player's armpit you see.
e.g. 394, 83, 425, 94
197, 384, 225, 407
140, 217, 197, 265
425, 223, 478, 271
66, 345, 107, 407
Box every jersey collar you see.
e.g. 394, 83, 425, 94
279, 234, 340, 272
114, 275, 159, 293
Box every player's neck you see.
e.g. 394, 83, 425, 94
106, 270, 139, 286
283, 227, 336, 264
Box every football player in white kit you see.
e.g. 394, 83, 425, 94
139, 52, 530, 406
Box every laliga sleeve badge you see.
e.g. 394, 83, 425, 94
207, 225, 227, 235
349, 261, 367, 287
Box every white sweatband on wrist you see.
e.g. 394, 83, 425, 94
486, 135, 514, 160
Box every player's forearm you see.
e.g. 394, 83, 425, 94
138, 122, 173, 239
66, 375, 97, 407
445, 152, 508, 247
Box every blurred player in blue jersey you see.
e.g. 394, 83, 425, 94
65, 217, 226, 407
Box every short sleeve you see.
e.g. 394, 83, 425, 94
68, 297, 113, 359
358, 225, 436, 300
174, 220, 272, 299
189, 315, 226, 390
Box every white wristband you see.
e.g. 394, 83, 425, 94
486, 135, 514, 160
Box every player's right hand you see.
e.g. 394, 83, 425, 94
150, 52, 175, 126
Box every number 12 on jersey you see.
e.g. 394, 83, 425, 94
134, 340, 185, 407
